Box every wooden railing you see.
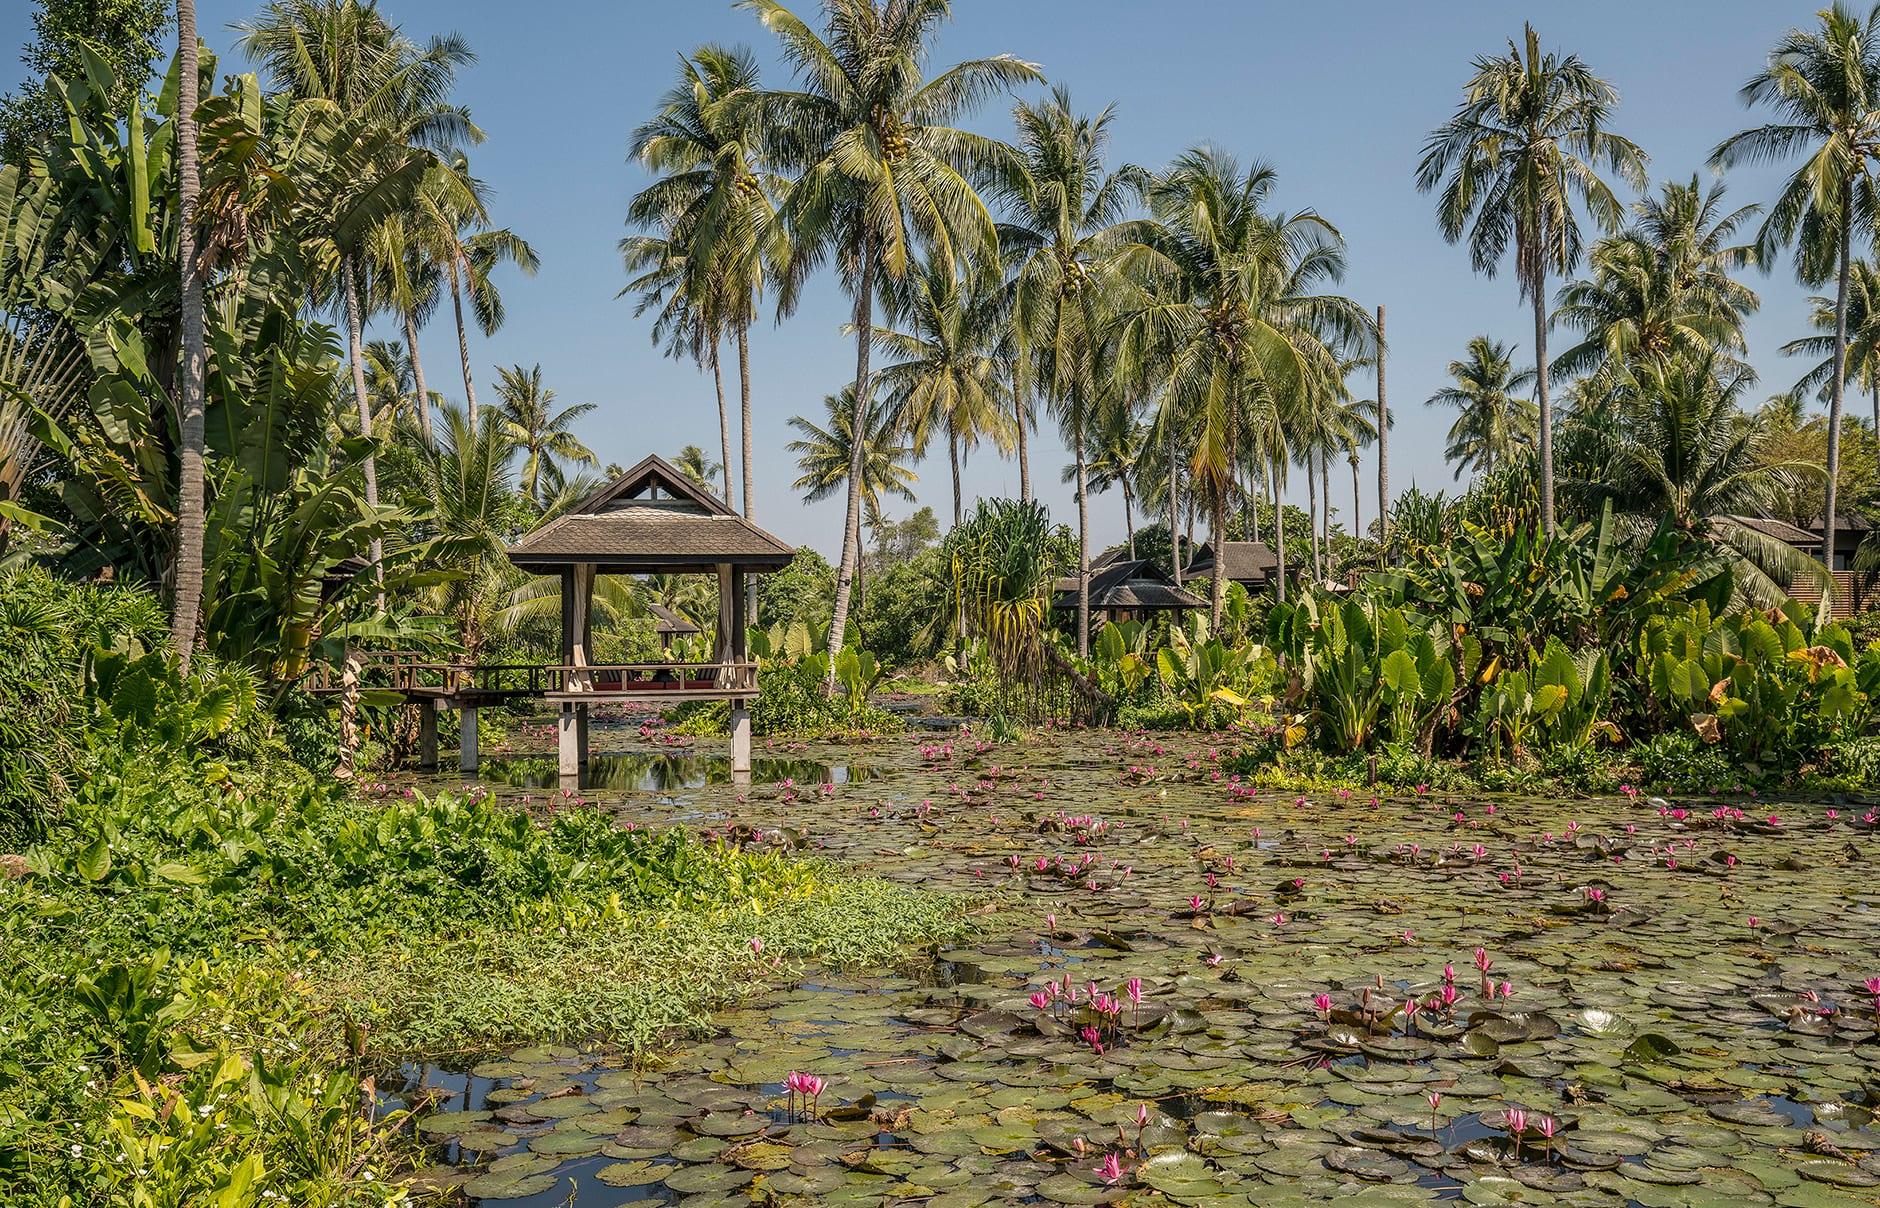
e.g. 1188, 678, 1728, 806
305, 654, 757, 697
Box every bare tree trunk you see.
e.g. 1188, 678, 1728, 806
712, 344, 733, 505
1376, 304, 1388, 548
1249, 457, 1261, 543
827, 238, 874, 680
405, 310, 433, 449
1075, 429, 1091, 658
1533, 275, 1555, 537
450, 257, 479, 434
1350, 454, 1361, 550
738, 321, 755, 521
949, 423, 962, 530
1209, 471, 1226, 631
1825, 192, 1853, 582
341, 257, 384, 591
172, 0, 206, 673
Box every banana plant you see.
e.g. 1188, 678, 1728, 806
1086, 620, 1152, 701
1268, 593, 1454, 754
1154, 624, 1272, 727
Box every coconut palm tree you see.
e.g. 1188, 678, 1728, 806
743, 0, 1040, 671
872, 249, 1014, 528
1418, 23, 1648, 536
1553, 176, 1762, 395
1589, 354, 1828, 607
1784, 259, 1880, 432
619, 229, 737, 505
1116, 148, 1372, 620
173, 0, 207, 670
492, 363, 597, 506
1002, 86, 1148, 654
786, 387, 919, 514
1068, 404, 1145, 559
629, 44, 781, 522
1714, 3, 1880, 574
237, 0, 481, 577
406, 401, 527, 656
1426, 336, 1539, 479
673, 444, 724, 495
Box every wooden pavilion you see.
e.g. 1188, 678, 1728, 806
503, 454, 794, 778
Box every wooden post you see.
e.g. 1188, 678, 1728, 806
730, 566, 751, 776
418, 702, 438, 770
459, 705, 478, 773
558, 703, 581, 779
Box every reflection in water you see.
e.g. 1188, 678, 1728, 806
474, 753, 873, 793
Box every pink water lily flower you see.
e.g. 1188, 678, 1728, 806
1099, 1152, 1125, 1184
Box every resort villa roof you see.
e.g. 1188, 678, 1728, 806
1053, 557, 1208, 615
507, 454, 794, 573
1184, 541, 1279, 587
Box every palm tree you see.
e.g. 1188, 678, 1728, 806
237, 0, 481, 576
1785, 259, 1880, 433
743, 0, 1040, 671
1553, 176, 1761, 394
172, 0, 207, 671
629, 44, 780, 522
786, 387, 919, 514
492, 363, 597, 506
873, 249, 1014, 528
1591, 354, 1828, 607
619, 229, 737, 504
409, 402, 525, 657
1069, 405, 1144, 559
1715, 3, 1880, 575
1002, 86, 1147, 655
1418, 23, 1648, 536
442, 196, 536, 435
1426, 336, 1538, 479
673, 444, 725, 495
1117, 148, 1371, 620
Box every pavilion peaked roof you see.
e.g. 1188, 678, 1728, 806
507, 454, 795, 572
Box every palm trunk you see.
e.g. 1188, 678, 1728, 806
1825, 192, 1853, 580
341, 257, 383, 590
826, 237, 874, 677
712, 344, 733, 506
1320, 448, 1332, 571
1123, 478, 1135, 561
1249, 458, 1262, 543
949, 423, 962, 530
738, 320, 755, 521
1307, 451, 1322, 582
1075, 429, 1091, 658
1350, 455, 1361, 549
405, 309, 433, 449
450, 256, 479, 434
1376, 304, 1389, 548
1270, 446, 1287, 604
1532, 275, 1554, 537
1015, 388, 1031, 503
1209, 471, 1226, 631
171, 0, 206, 673
1167, 420, 1181, 584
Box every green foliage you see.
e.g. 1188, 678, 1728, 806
757, 550, 835, 632
1267, 593, 1455, 755
1153, 616, 1276, 728
0, 0, 170, 166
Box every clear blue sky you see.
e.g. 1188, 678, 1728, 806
0, 0, 1836, 558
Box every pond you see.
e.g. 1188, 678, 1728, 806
396, 727, 1880, 1207
468, 752, 875, 793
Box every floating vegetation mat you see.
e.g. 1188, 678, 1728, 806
404, 729, 1880, 1206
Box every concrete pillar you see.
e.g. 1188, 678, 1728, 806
558, 704, 582, 779
730, 705, 752, 776
576, 702, 590, 767
418, 703, 438, 770
459, 705, 478, 773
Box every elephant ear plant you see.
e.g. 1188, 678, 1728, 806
1267, 593, 1455, 755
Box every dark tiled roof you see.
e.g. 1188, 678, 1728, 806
1185, 541, 1278, 583
1054, 558, 1208, 612
507, 454, 794, 569
1723, 514, 1820, 549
